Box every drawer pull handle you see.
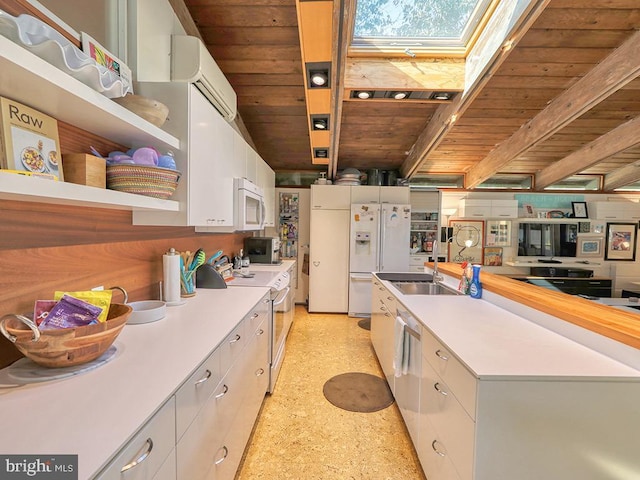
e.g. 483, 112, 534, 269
251, 313, 259, 319
214, 446, 229, 465
121, 438, 153, 472
215, 384, 229, 399
434, 382, 448, 396
431, 440, 446, 457
387, 296, 394, 301
385, 312, 392, 317
256, 328, 264, 336
435, 349, 449, 361
230, 334, 241, 344
194, 369, 212, 386
378, 287, 385, 291
256, 368, 265, 376
263, 298, 270, 304
380, 305, 387, 311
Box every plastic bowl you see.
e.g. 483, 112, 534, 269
127, 300, 166, 325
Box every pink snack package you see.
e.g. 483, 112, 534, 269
33, 300, 58, 326
38, 295, 103, 330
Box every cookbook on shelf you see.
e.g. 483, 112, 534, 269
0, 96, 63, 180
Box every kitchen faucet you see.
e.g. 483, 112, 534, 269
431, 239, 443, 284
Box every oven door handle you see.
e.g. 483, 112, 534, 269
272, 286, 291, 307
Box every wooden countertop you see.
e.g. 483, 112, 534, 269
435, 263, 640, 349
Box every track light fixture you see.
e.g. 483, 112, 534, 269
311, 115, 330, 131
352, 90, 374, 99
314, 148, 329, 158
305, 62, 331, 89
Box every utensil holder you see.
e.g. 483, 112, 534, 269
180, 269, 196, 297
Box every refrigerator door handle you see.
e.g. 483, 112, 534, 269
379, 207, 385, 271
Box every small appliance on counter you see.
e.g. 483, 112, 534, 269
244, 237, 281, 264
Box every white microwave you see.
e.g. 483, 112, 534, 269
235, 178, 265, 231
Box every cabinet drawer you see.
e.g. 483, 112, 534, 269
175, 347, 222, 440
422, 358, 475, 480
96, 398, 176, 480
247, 295, 271, 334
410, 255, 428, 266
219, 320, 248, 376
418, 414, 463, 480
422, 330, 477, 420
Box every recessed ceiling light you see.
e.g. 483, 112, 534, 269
356, 91, 371, 99
314, 148, 329, 158
430, 92, 453, 101
306, 62, 331, 89
311, 115, 329, 130
392, 91, 408, 100
310, 72, 328, 87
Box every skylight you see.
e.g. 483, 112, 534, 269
352, 0, 494, 51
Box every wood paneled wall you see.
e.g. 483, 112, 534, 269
0, 199, 251, 367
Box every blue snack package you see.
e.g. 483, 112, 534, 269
38, 294, 103, 330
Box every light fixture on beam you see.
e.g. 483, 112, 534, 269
429, 91, 454, 101
314, 148, 329, 159
388, 91, 409, 100
352, 90, 375, 99
306, 62, 331, 89
311, 115, 330, 131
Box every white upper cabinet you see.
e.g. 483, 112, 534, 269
588, 201, 640, 221
311, 185, 352, 210
257, 157, 275, 227
232, 133, 248, 180
245, 148, 258, 184
458, 199, 517, 218
133, 83, 234, 229
187, 86, 234, 228
350, 186, 410, 204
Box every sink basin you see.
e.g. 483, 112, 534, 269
376, 272, 433, 282
391, 282, 461, 296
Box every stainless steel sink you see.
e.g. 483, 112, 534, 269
391, 282, 461, 296
376, 272, 433, 282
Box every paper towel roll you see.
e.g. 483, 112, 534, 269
163, 249, 181, 305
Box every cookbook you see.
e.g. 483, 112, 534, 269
0, 96, 63, 180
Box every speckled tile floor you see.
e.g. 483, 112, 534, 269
235, 306, 427, 480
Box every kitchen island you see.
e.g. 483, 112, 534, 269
0, 286, 270, 479
372, 267, 640, 480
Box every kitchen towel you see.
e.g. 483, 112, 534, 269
393, 315, 410, 377
163, 249, 181, 305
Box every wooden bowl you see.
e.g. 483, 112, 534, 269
113, 94, 169, 127
0, 304, 132, 368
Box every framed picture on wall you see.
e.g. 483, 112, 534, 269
604, 222, 638, 261
484, 247, 503, 266
448, 219, 484, 264
485, 220, 511, 247
572, 201, 589, 219
577, 237, 602, 257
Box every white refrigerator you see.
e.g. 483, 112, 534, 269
349, 203, 411, 316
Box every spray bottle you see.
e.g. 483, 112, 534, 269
469, 264, 483, 299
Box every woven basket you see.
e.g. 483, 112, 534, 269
106, 164, 181, 199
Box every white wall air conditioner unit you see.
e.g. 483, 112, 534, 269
171, 35, 237, 122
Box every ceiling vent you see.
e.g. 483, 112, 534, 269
170, 35, 238, 122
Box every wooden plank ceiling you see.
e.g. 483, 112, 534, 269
184, 0, 640, 190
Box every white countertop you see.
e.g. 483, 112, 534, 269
0, 286, 269, 479
244, 259, 295, 274
376, 275, 640, 381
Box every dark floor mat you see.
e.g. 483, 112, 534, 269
323, 372, 394, 413
357, 318, 371, 330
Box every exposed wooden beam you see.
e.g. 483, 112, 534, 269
604, 160, 640, 191
400, 0, 551, 179
328, 0, 353, 178
465, 28, 640, 189
535, 116, 640, 189
344, 58, 465, 91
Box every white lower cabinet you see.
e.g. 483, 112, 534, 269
176, 300, 269, 480
95, 398, 176, 480
370, 279, 397, 388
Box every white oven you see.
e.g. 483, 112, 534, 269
235, 177, 265, 231
227, 269, 292, 392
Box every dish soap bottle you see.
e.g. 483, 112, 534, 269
469, 264, 482, 299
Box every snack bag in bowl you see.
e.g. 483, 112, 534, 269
54, 290, 112, 322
